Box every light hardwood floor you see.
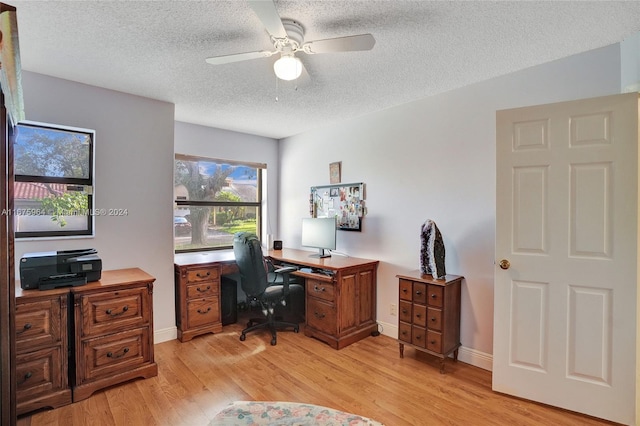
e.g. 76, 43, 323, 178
18, 315, 616, 426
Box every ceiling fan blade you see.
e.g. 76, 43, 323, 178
205, 50, 275, 65
247, 0, 287, 39
302, 34, 375, 54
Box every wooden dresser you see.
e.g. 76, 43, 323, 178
396, 271, 462, 373
15, 268, 157, 413
174, 251, 238, 342
14, 287, 72, 416
268, 248, 379, 350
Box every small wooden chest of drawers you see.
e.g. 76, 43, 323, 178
396, 272, 463, 373
14, 288, 72, 416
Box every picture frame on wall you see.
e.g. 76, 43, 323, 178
310, 182, 365, 231
329, 161, 341, 184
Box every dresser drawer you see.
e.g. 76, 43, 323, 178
412, 304, 427, 327
307, 297, 337, 335
399, 279, 412, 301
413, 282, 427, 304
186, 297, 220, 329
186, 281, 218, 299
16, 346, 66, 397
79, 287, 150, 338
187, 267, 219, 283
78, 327, 151, 383
306, 279, 335, 303
427, 285, 443, 308
398, 322, 412, 343
412, 325, 426, 348
399, 300, 412, 323
427, 307, 442, 331
427, 330, 442, 353
15, 298, 63, 352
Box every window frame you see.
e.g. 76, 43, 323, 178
174, 154, 264, 253
14, 120, 95, 239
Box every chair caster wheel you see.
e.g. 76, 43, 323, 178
294, 326, 299, 333
270, 338, 277, 346
240, 334, 246, 341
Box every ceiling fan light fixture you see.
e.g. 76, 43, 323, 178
273, 54, 302, 81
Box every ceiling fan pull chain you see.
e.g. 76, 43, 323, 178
275, 75, 279, 102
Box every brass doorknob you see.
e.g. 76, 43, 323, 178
499, 259, 510, 270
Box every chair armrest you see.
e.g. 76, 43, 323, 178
273, 266, 296, 295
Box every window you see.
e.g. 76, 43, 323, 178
13, 121, 94, 238
174, 154, 263, 252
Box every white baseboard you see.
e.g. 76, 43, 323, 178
154, 326, 177, 344
377, 320, 493, 371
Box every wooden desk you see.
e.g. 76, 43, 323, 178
267, 248, 379, 350
174, 249, 379, 350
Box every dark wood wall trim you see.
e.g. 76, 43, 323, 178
0, 2, 18, 422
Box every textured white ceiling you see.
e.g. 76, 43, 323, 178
9, 1, 640, 139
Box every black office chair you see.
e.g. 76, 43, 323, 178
233, 232, 303, 345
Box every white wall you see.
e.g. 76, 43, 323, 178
278, 43, 623, 367
15, 72, 176, 342
174, 121, 280, 242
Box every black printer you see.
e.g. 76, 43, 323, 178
19, 248, 102, 290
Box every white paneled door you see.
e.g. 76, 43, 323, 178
494, 93, 639, 425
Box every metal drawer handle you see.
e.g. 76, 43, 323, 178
106, 305, 129, 316
313, 311, 325, 319
196, 271, 211, 278
401, 330, 407, 335
430, 340, 436, 345
313, 285, 326, 292
107, 347, 130, 359
401, 309, 408, 314
431, 294, 438, 299
18, 371, 33, 385
415, 313, 421, 318
415, 290, 422, 295
17, 323, 32, 334
431, 317, 437, 322
415, 335, 422, 340
197, 307, 211, 314
196, 286, 211, 292
401, 288, 408, 293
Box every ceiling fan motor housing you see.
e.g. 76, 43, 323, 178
279, 19, 304, 50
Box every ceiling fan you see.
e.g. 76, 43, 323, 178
205, 0, 376, 81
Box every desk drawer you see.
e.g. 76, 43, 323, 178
186, 297, 220, 329
186, 282, 218, 299
306, 279, 335, 303
187, 267, 219, 283
307, 298, 336, 335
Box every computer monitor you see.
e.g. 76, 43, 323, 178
301, 217, 336, 258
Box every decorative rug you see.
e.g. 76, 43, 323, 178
209, 401, 384, 426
